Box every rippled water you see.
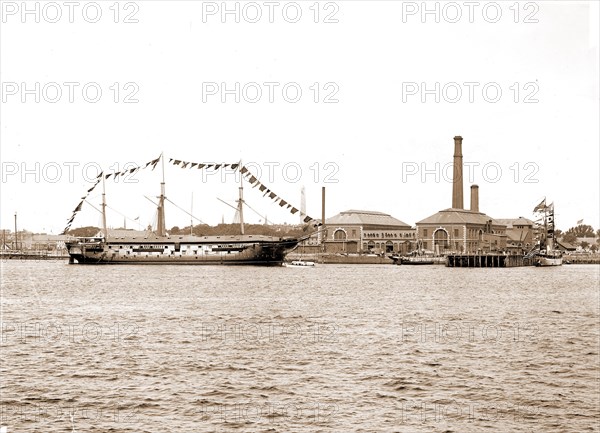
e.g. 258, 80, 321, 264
1, 260, 598, 432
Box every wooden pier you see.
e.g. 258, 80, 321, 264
446, 254, 535, 268
564, 254, 600, 264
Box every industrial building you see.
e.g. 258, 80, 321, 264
322, 210, 415, 254
416, 136, 507, 254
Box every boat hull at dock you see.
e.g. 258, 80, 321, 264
284, 260, 316, 267
66, 234, 299, 266
535, 254, 563, 267
400, 257, 435, 265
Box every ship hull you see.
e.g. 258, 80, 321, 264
401, 258, 435, 265
535, 255, 563, 267
66, 235, 299, 266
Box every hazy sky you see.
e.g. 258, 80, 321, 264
1, 1, 598, 233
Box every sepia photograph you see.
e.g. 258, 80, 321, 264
1, 1, 599, 431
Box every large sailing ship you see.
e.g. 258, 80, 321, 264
65, 156, 306, 265
531, 198, 563, 267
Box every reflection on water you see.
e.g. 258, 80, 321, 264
1, 261, 599, 432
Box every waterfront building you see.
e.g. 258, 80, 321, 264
496, 217, 535, 253
12, 233, 69, 253
416, 136, 507, 254
323, 209, 415, 254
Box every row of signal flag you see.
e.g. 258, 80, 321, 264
62, 154, 320, 234
167, 157, 321, 225
61, 155, 161, 234
95, 155, 160, 180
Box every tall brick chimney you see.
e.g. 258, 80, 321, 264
470, 185, 479, 212
452, 136, 463, 209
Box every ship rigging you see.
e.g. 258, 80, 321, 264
64, 154, 317, 265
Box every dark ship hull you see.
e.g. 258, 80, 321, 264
66, 234, 299, 266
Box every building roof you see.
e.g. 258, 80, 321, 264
556, 240, 577, 251
326, 210, 411, 228
416, 208, 505, 227
506, 228, 530, 243
96, 229, 153, 238
496, 217, 534, 228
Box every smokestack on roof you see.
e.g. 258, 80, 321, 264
452, 136, 464, 209
470, 185, 479, 213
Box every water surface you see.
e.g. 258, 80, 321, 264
1, 261, 598, 432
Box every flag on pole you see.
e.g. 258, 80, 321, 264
533, 198, 546, 213
577, 219, 583, 225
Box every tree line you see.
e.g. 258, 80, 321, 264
555, 224, 599, 251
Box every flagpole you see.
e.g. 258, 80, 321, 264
157, 152, 166, 236
102, 176, 108, 238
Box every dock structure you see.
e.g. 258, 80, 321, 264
564, 255, 600, 264
446, 254, 534, 268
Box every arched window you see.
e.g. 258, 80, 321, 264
433, 229, 449, 250
333, 229, 347, 240
386, 241, 394, 253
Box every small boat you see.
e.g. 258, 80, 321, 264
388, 254, 401, 264
285, 260, 316, 267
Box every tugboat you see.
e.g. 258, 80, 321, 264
65, 156, 304, 266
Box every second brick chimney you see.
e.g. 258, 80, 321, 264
470, 185, 479, 213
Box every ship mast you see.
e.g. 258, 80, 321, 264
238, 161, 245, 235
190, 192, 194, 235
14, 212, 18, 250
102, 176, 108, 238
547, 203, 554, 253
544, 204, 548, 252
157, 153, 166, 237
